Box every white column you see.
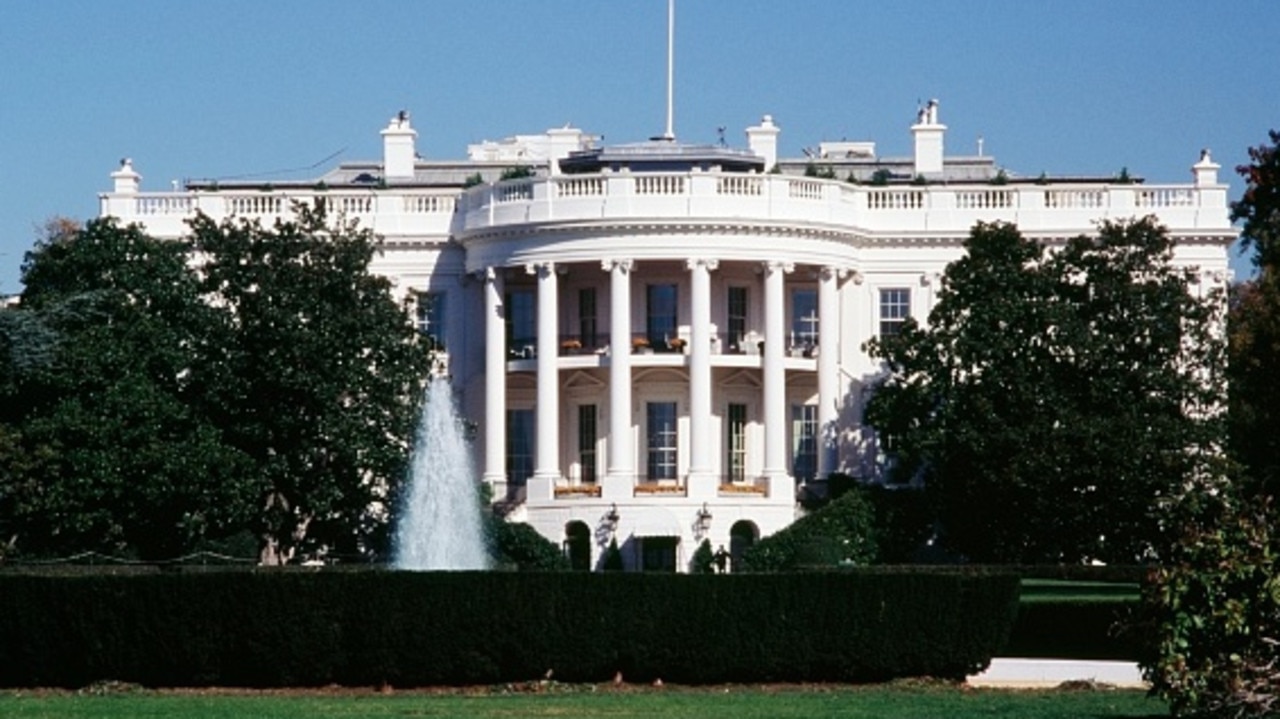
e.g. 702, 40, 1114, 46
687, 258, 717, 495
531, 262, 559, 482
481, 268, 507, 494
762, 261, 792, 482
604, 259, 635, 493
817, 266, 843, 478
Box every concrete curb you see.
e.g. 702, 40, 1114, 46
967, 658, 1146, 688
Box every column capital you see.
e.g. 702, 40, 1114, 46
819, 265, 850, 282
920, 271, 943, 287
602, 258, 634, 273
762, 261, 794, 275
471, 266, 498, 282
525, 261, 555, 278
849, 269, 865, 285
685, 258, 720, 272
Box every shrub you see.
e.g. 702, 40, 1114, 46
490, 520, 569, 571
690, 539, 714, 574
738, 488, 877, 571
1141, 494, 1280, 717
602, 538, 623, 571
1005, 599, 1140, 660
0, 569, 1019, 687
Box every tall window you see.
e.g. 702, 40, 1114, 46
726, 403, 748, 482
879, 288, 910, 337
505, 289, 536, 357
415, 291, 446, 351
578, 404, 597, 483
792, 404, 818, 482
646, 401, 678, 480
791, 288, 818, 351
506, 409, 534, 486
578, 287, 598, 350
647, 283, 678, 348
727, 286, 748, 352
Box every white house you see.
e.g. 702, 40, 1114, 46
99, 102, 1233, 571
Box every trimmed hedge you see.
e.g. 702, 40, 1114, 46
0, 569, 1018, 688
1004, 599, 1140, 660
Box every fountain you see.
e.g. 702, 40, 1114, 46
393, 376, 490, 570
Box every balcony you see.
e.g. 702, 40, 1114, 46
458, 172, 1231, 241
99, 189, 459, 241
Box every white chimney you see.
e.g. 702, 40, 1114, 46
545, 127, 587, 176
911, 99, 946, 178
111, 158, 141, 194
1192, 148, 1220, 186
746, 115, 780, 171
381, 111, 418, 181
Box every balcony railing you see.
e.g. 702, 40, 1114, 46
459, 172, 1231, 238
102, 172, 1230, 246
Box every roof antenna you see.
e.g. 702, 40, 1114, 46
663, 0, 675, 141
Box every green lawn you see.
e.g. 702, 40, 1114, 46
0, 685, 1167, 719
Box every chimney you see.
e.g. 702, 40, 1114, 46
111, 158, 141, 194
746, 115, 780, 171
545, 127, 587, 176
1192, 148, 1220, 186
381, 111, 418, 181
911, 99, 946, 178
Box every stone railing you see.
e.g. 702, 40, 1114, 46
460, 172, 1231, 238
101, 172, 1231, 243
100, 189, 459, 240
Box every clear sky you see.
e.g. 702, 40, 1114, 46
2, 1, 1276, 293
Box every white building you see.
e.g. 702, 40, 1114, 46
99, 103, 1233, 571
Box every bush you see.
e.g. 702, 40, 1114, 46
0, 569, 1019, 687
489, 520, 569, 571
1141, 494, 1280, 717
1005, 599, 1140, 660
690, 540, 714, 574
602, 538, 623, 571
739, 488, 877, 571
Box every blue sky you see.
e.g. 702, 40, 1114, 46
2, 1, 1276, 292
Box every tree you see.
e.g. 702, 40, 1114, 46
1228, 130, 1280, 498
865, 219, 1225, 564
188, 203, 432, 564
2, 218, 253, 559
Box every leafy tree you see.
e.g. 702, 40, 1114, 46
1228, 130, 1280, 498
865, 219, 1225, 564
3, 219, 252, 559
738, 488, 878, 571
188, 203, 433, 565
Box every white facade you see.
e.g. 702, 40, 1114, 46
99, 106, 1234, 572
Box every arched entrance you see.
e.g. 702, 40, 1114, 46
564, 521, 591, 571
729, 520, 759, 573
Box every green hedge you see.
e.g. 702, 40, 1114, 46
0, 570, 1018, 687
1003, 598, 1140, 660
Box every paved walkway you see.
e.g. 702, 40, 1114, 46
968, 658, 1146, 688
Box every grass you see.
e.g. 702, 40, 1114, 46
0, 684, 1168, 719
